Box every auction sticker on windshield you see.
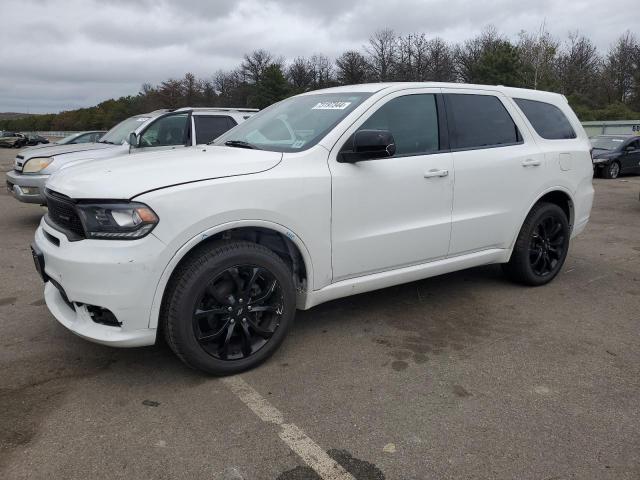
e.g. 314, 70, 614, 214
312, 101, 351, 110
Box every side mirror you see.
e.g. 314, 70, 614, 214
338, 129, 396, 163
128, 132, 139, 148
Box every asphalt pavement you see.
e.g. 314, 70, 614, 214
1, 146, 639, 479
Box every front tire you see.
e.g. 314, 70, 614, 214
162, 241, 296, 375
503, 202, 570, 286
602, 161, 620, 179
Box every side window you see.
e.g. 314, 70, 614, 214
140, 113, 188, 147
194, 116, 237, 144
355, 94, 440, 156
514, 98, 576, 140
445, 94, 521, 149
628, 139, 640, 151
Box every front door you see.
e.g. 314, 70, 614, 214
329, 89, 453, 281
135, 112, 190, 154
622, 138, 640, 173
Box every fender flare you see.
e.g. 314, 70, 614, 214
507, 185, 575, 251
147, 219, 315, 329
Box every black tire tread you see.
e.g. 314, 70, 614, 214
503, 202, 569, 286
161, 240, 292, 374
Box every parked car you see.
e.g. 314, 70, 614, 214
6, 108, 256, 204
591, 134, 640, 178
57, 131, 106, 145
32, 83, 594, 375
25, 134, 50, 146
23, 131, 109, 152
0, 132, 27, 148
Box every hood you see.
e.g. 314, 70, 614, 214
46, 146, 283, 199
592, 150, 618, 160
19, 142, 117, 161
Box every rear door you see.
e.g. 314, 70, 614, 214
442, 89, 545, 256
192, 115, 237, 145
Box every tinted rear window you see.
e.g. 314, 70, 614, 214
514, 98, 576, 140
194, 116, 237, 144
445, 94, 521, 149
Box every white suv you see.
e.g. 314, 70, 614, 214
32, 83, 594, 375
7, 108, 256, 204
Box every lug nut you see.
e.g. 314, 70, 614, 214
228, 307, 233, 312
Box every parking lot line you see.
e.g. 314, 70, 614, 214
223, 376, 356, 480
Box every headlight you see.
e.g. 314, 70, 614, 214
23, 157, 53, 173
76, 202, 159, 239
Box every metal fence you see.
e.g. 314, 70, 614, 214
581, 120, 640, 137
25, 131, 82, 138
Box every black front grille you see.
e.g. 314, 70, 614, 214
45, 189, 85, 238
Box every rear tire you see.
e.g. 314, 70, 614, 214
503, 202, 570, 286
162, 241, 296, 375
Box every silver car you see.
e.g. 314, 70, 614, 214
6, 107, 256, 204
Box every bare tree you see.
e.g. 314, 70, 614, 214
365, 29, 398, 81
601, 31, 638, 103
517, 22, 559, 90
241, 49, 280, 84
454, 26, 502, 83
309, 54, 335, 88
396, 33, 429, 81
336, 50, 370, 84
287, 57, 315, 91
427, 38, 456, 81
555, 32, 601, 99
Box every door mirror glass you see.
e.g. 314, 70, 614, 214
339, 129, 396, 163
128, 132, 139, 148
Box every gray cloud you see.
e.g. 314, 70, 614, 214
0, 0, 636, 112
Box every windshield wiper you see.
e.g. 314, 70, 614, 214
99, 140, 116, 144
224, 140, 260, 150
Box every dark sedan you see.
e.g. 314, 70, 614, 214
591, 135, 640, 179
25, 134, 50, 146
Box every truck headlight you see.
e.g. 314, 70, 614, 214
76, 202, 159, 239
23, 157, 53, 173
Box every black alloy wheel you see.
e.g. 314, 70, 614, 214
193, 265, 283, 360
528, 215, 566, 277
503, 202, 570, 286
163, 241, 296, 375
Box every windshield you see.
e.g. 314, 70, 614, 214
213, 92, 372, 152
100, 116, 151, 145
57, 133, 83, 144
590, 136, 627, 151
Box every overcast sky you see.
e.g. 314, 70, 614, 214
0, 0, 636, 113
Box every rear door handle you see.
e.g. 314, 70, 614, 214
522, 158, 541, 167
424, 169, 449, 178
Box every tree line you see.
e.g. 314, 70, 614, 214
2, 26, 639, 132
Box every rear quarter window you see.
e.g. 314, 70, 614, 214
514, 98, 576, 140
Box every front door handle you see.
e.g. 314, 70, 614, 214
424, 169, 449, 178
522, 158, 541, 167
